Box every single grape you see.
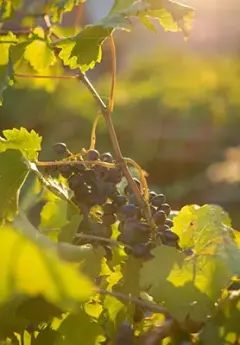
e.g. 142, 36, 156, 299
113, 195, 127, 207
151, 194, 166, 207
103, 202, 117, 214
157, 224, 170, 233
153, 210, 167, 225
94, 165, 107, 179
124, 247, 132, 255
44, 165, 58, 178
165, 218, 174, 228
52, 142, 68, 155
102, 213, 117, 226
149, 191, 157, 200
105, 168, 122, 184
132, 243, 150, 258
59, 165, 72, 178
160, 203, 171, 216
129, 193, 138, 205
161, 230, 179, 242
184, 249, 194, 256
73, 162, 86, 173
68, 174, 85, 190
116, 322, 134, 345
87, 149, 100, 161
124, 178, 141, 194
101, 152, 113, 163
105, 182, 119, 199
74, 184, 89, 200
121, 204, 137, 218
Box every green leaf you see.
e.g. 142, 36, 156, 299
0, 58, 15, 106
116, 256, 143, 296
0, 149, 29, 226
50, 0, 86, 23
140, 246, 213, 322
57, 16, 130, 72
0, 127, 42, 160
110, 0, 135, 14
0, 32, 18, 65
0, 224, 94, 310
57, 309, 105, 345
58, 214, 82, 243
40, 199, 68, 231
33, 326, 63, 345
24, 39, 56, 72
0, 0, 22, 21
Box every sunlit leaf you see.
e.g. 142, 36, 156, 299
50, 0, 86, 23
0, 225, 94, 309
24, 40, 56, 72
0, 58, 15, 106
0, 32, 18, 65
0, 149, 29, 226
0, 127, 42, 160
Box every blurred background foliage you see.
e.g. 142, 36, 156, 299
0, 0, 240, 227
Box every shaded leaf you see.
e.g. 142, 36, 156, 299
0, 58, 15, 106
0, 127, 42, 160
57, 309, 105, 345
0, 149, 29, 226
58, 214, 82, 243
50, 0, 86, 23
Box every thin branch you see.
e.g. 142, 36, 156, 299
36, 159, 118, 169
15, 73, 78, 80
124, 157, 149, 200
108, 34, 116, 113
0, 29, 32, 36
89, 113, 101, 150
75, 233, 132, 249
97, 289, 170, 316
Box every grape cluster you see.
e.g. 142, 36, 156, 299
47, 143, 180, 259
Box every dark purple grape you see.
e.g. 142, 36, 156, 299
184, 249, 193, 256
129, 193, 138, 205
45, 165, 58, 177
153, 210, 167, 225
53, 142, 68, 155
105, 182, 119, 199
149, 191, 157, 200
103, 202, 117, 214
151, 194, 166, 207
160, 203, 171, 216
73, 162, 86, 173
121, 204, 137, 218
91, 222, 112, 238
87, 149, 100, 161
105, 168, 122, 184
113, 195, 127, 207
101, 152, 113, 163
165, 218, 174, 228
132, 243, 150, 258
68, 174, 85, 190
74, 184, 89, 200
94, 165, 107, 179
102, 213, 117, 226
157, 224, 170, 233
124, 178, 141, 194
116, 322, 134, 345
161, 230, 179, 243
124, 247, 132, 255
59, 165, 72, 178
83, 169, 96, 184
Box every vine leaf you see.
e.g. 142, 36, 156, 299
0, 0, 22, 21
140, 205, 240, 322
57, 309, 105, 345
0, 32, 18, 65
0, 127, 42, 160
58, 214, 82, 243
140, 246, 212, 322
24, 37, 56, 72
0, 58, 15, 106
0, 224, 94, 309
40, 199, 69, 231
57, 17, 130, 72
49, 0, 86, 23
0, 149, 29, 226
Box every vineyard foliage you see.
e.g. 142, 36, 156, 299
0, 1, 240, 345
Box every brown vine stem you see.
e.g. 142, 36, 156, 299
15, 73, 77, 80
36, 160, 117, 169
124, 157, 149, 200
89, 113, 101, 150
97, 288, 170, 317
